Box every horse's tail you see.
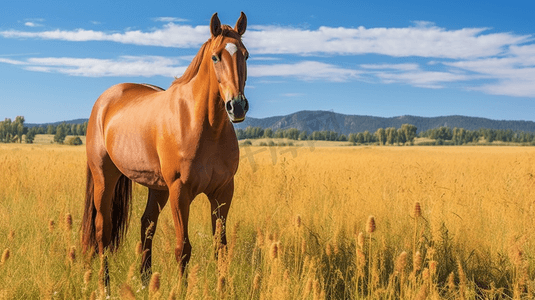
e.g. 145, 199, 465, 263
82, 164, 96, 254
109, 172, 132, 251
82, 164, 132, 254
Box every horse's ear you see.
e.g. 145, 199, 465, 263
234, 12, 247, 36
210, 13, 222, 37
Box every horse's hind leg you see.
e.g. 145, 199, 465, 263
140, 188, 169, 285
89, 156, 122, 293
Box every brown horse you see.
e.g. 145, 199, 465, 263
81, 12, 249, 285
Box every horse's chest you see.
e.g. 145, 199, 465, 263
184, 154, 237, 194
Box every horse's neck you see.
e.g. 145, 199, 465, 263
171, 60, 231, 140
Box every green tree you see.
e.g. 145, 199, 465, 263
385, 127, 397, 145
348, 133, 357, 144
4, 118, 13, 142
25, 127, 37, 143
47, 124, 55, 135
284, 128, 300, 140
400, 124, 417, 145
298, 130, 308, 141
363, 130, 373, 144
428, 127, 452, 141
75, 124, 82, 136
54, 126, 66, 144
235, 129, 245, 140
0, 122, 5, 142
452, 127, 467, 145
356, 132, 364, 144
375, 128, 386, 145
273, 129, 284, 139
263, 128, 273, 138
396, 128, 406, 145
82, 121, 88, 135
13, 116, 25, 143
16, 123, 24, 143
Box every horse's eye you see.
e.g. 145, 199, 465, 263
212, 55, 219, 63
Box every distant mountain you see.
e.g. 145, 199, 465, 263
26, 111, 535, 134
233, 110, 535, 134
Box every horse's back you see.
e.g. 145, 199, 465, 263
91, 83, 164, 114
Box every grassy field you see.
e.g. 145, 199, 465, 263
0, 143, 534, 299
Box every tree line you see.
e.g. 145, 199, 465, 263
236, 124, 535, 145
419, 126, 535, 145
0, 116, 88, 144
3, 115, 534, 146
236, 124, 418, 145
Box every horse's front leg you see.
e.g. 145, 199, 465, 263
208, 179, 234, 254
140, 188, 169, 285
169, 181, 193, 275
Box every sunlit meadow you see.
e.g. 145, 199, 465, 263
1, 142, 534, 299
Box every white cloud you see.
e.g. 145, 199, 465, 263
248, 61, 360, 82
1, 23, 530, 59
444, 46, 535, 97
0, 55, 188, 77
282, 93, 305, 97
0, 24, 209, 48
360, 63, 420, 71
1, 21, 535, 97
153, 17, 188, 23
375, 70, 471, 89
0, 55, 359, 82
24, 22, 42, 27
0, 57, 29, 65
245, 25, 529, 59
360, 63, 472, 89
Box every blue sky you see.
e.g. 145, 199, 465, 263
1, 0, 535, 123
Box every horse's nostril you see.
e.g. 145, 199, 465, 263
226, 101, 233, 112
232, 102, 244, 117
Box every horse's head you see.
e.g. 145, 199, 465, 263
209, 12, 249, 123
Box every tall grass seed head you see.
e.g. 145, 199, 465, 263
295, 214, 302, 228
120, 283, 136, 300
357, 232, 365, 249
395, 251, 408, 273
366, 215, 376, 233
253, 273, 261, 291
67, 246, 76, 264
135, 241, 143, 257
413, 251, 422, 272
48, 219, 55, 233
414, 201, 422, 218
1, 248, 10, 265
325, 243, 332, 257
83, 269, 92, 285
149, 272, 161, 295
217, 275, 226, 293
65, 213, 73, 231
270, 241, 280, 260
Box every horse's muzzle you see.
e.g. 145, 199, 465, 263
226, 95, 249, 123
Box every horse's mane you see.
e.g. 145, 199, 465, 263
170, 25, 241, 87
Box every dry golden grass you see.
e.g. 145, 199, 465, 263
0, 143, 534, 299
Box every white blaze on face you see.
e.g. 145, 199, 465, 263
225, 43, 238, 56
